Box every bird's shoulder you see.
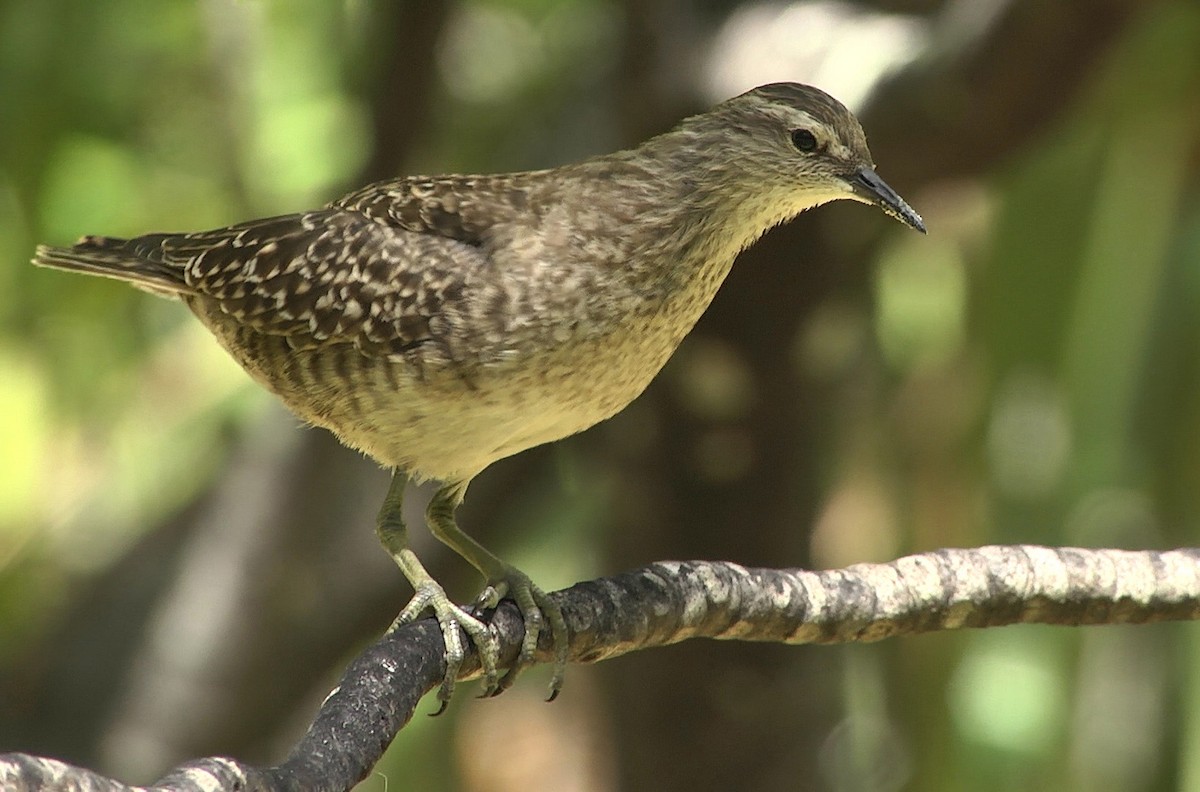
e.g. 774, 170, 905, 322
333, 172, 548, 247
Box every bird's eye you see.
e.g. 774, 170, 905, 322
790, 128, 818, 152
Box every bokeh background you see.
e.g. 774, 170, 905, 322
2, 1, 1200, 790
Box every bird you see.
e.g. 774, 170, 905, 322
33, 82, 925, 708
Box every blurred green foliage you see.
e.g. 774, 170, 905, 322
1, 0, 1198, 790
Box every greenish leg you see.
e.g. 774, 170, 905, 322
426, 483, 569, 700
376, 470, 500, 708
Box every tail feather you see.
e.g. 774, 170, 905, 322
33, 235, 191, 297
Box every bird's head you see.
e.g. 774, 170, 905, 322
673, 82, 925, 235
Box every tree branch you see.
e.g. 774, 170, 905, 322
4, 545, 1198, 792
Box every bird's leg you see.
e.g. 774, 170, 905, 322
375, 471, 500, 709
426, 483, 569, 700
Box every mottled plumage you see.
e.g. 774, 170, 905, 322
33, 83, 924, 703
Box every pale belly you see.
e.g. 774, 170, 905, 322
193, 301, 684, 483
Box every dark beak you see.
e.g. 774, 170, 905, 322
848, 168, 926, 234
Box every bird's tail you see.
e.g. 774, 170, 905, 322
32, 235, 191, 297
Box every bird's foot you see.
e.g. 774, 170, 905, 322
473, 563, 569, 700
391, 579, 501, 712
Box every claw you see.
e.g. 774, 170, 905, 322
472, 583, 504, 612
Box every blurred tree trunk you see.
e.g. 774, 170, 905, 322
601, 4, 839, 788
598, 1, 1154, 790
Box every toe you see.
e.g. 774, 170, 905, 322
537, 588, 569, 701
